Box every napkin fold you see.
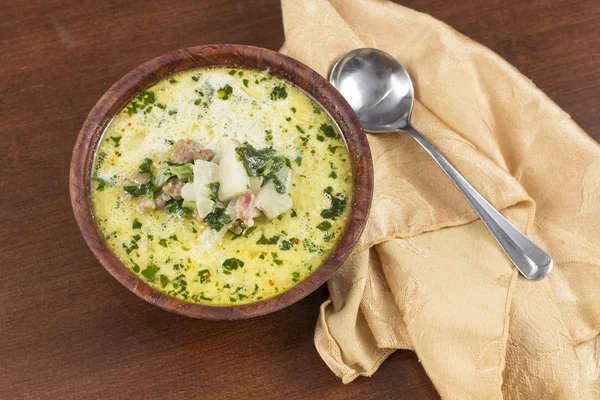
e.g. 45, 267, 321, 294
280, 0, 600, 398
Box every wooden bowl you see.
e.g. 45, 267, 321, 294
70, 44, 373, 320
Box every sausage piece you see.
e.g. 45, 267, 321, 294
169, 139, 215, 164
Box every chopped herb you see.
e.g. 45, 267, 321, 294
228, 69, 237, 75
252, 284, 259, 296
110, 136, 122, 147
259, 254, 265, 260
329, 171, 338, 179
157, 103, 166, 110
141, 263, 160, 282
222, 258, 244, 274
319, 124, 337, 139
256, 234, 279, 245
271, 252, 283, 265
123, 184, 149, 197
207, 182, 220, 201
238, 71, 243, 77
290, 209, 297, 218
328, 145, 340, 154
279, 239, 294, 250
160, 275, 169, 288
166, 199, 195, 217
192, 76, 199, 82
217, 84, 233, 100
194, 99, 202, 105
244, 226, 257, 237
223, 283, 231, 289
294, 156, 302, 166
292, 271, 300, 282
200, 295, 212, 301
159, 238, 168, 248
123, 235, 141, 254
296, 125, 305, 134
243, 79, 249, 87
96, 151, 107, 169
321, 186, 347, 219
235, 144, 276, 176
316, 135, 325, 142
230, 232, 243, 241
165, 139, 174, 145
198, 269, 210, 283
270, 85, 287, 100
264, 129, 273, 143
168, 109, 177, 115
169, 234, 178, 241
317, 221, 332, 231
324, 232, 335, 242
138, 158, 153, 174
203, 207, 232, 231
169, 78, 178, 84
302, 238, 320, 253
290, 107, 297, 113
285, 117, 291, 122
125, 90, 156, 114
235, 145, 288, 193
132, 219, 142, 229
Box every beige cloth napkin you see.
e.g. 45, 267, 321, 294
279, 0, 600, 398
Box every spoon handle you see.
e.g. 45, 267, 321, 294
403, 125, 552, 280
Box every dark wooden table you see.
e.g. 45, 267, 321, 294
2, 1, 598, 398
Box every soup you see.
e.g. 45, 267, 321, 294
92, 67, 352, 305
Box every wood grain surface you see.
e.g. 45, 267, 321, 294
1, 0, 598, 399
70, 44, 373, 320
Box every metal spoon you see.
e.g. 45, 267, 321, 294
330, 48, 552, 280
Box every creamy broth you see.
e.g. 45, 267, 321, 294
92, 68, 352, 305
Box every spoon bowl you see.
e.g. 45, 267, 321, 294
330, 48, 552, 280
330, 48, 414, 133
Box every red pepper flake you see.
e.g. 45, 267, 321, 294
338, 226, 342, 231
293, 238, 300, 245
128, 123, 132, 126
262, 252, 268, 256
302, 142, 307, 147
268, 279, 275, 287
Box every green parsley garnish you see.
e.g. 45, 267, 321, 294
217, 84, 233, 100
256, 234, 279, 245
203, 207, 232, 231
222, 258, 244, 274
321, 186, 346, 219
317, 221, 331, 231
270, 85, 287, 100
141, 263, 160, 282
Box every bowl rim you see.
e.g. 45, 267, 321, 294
69, 44, 373, 320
